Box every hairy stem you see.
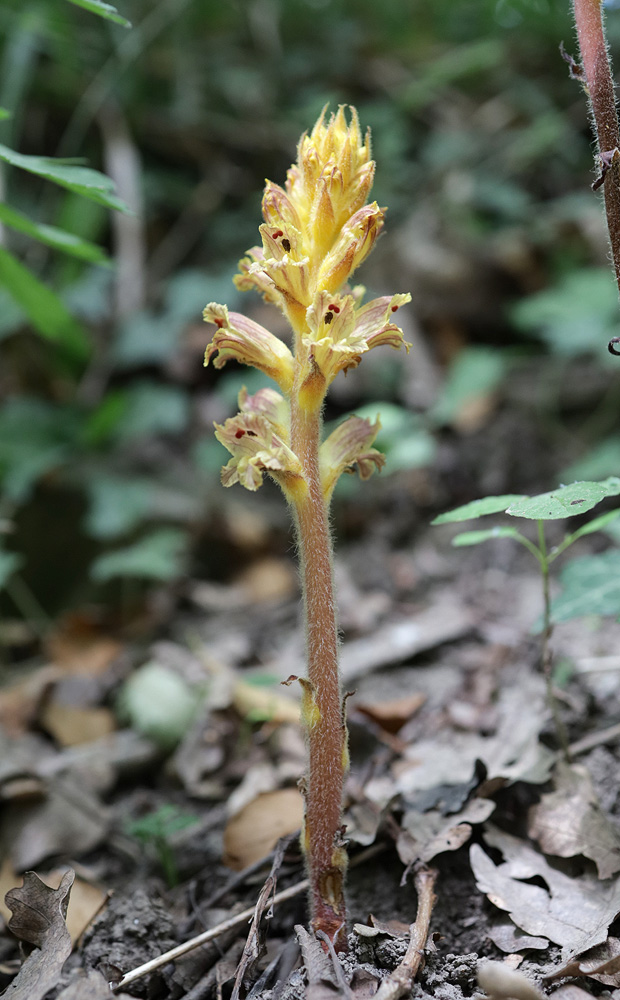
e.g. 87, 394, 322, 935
290, 396, 348, 951
572, 0, 620, 293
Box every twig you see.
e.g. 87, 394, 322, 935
111, 880, 308, 992
373, 865, 438, 1000
569, 720, 620, 757
112, 843, 386, 992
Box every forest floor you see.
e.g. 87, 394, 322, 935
2, 384, 620, 1000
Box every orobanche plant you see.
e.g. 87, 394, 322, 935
203, 107, 410, 949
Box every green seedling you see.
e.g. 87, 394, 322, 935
433, 477, 620, 757
202, 106, 410, 949
125, 805, 199, 888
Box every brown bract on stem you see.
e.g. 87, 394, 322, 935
202, 107, 411, 949
571, 0, 620, 332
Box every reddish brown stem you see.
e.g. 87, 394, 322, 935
291, 401, 348, 951
572, 0, 620, 293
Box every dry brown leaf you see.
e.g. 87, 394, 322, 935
549, 988, 596, 1000
528, 762, 620, 880
1, 776, 108, 870
487, 920, 549, 954
355, 693, 426, 734
470, 827, 620, 960
4, 869, 74, 1000
235, 557, 297, 603
223, 788, 303, 870
56, 969, 133, 999
46, 613, 122, 676
0, 856, 19, 925
42, 870, 108, 943
397, 797, 495, 865
0, 667, 59, 738
39, 702, 116, 747
550, 937, 620, 987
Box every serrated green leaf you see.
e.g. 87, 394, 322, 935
452, 526, 526, 547
432, 494, 525, 524
506, 478, 620, 520
551, 551, 620, 623
0, 247, 89, 358
65, 0, 131, 28
0, 203, 109, 264
90, 529, 188, 582
0, 551, 23, 589
0, 143, 129, 213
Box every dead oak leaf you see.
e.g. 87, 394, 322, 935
528, 762, 620, 880
4, 869, 74, 1000
549, 936, 620, 987
398, 797, 496, 865
470, 827, 620, 960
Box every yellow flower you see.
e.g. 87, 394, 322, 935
297, 290, 412, 403
320, 414, 385, 501
203, 302, 294, 393
215, 387, 303, 494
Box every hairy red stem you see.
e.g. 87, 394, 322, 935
572, 0, 620, 292
291, 399, 347, 951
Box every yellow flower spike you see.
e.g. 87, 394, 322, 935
203, 302, 294, 392
319, 414, 386, 502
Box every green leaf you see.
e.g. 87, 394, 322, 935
90, 529, 188, 582
113, 382, 190, 441
0, 246, 90, 358
0, 398, 81, 502
0, 203, 109, 264
506, 478, 620, 520
0, 108, 12, 121
430, 346, 509, 427
0, 550, 23, 590
0, 143, 130, 213
551, 551, 620, 623
432, 494, 525, 524
452, 526, 526, 547
511, 268, 619, 358
561, 437, 620, 483
64, 0, 131, 28
563, 508, 620, 545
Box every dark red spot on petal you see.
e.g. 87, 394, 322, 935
328, 304, 340, 313
281, 238, 291, 252
272, 229, 284, 239
214, 318, 225, 328
235, 429, 246, 439
391, 305, 399, 313
324, 311, 334, 325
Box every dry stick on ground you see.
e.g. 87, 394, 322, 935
570, 0, 620, 356
111, 844, 386, 993
373, 865, 438, 1000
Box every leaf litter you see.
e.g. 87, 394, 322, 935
3, 488, 620, 998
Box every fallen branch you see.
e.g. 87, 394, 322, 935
373, 864, 438, 1000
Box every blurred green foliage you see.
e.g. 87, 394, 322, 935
0, 0, 619, 632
